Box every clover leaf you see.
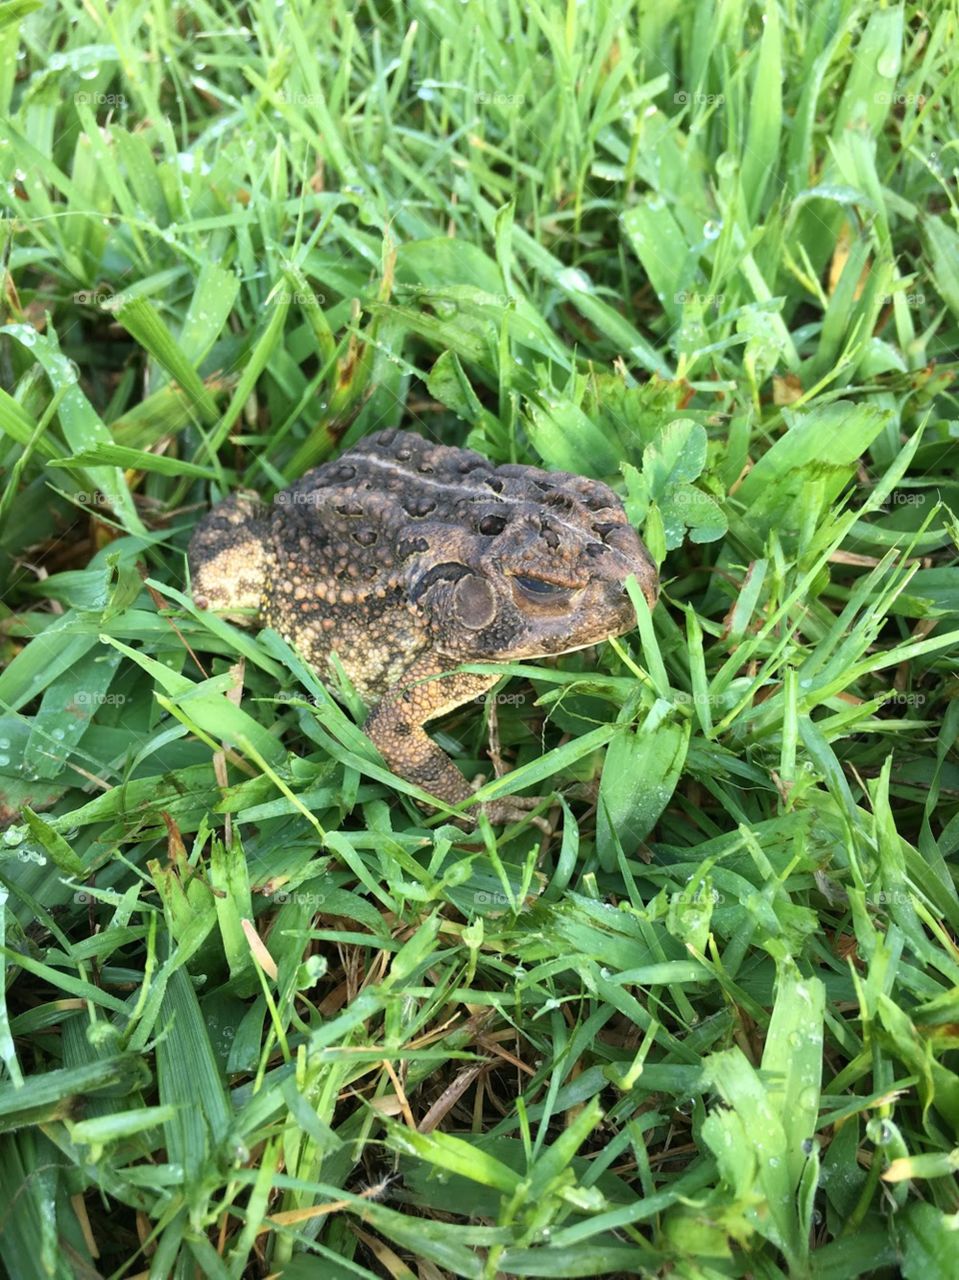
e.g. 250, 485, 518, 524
624, 418, 728, 556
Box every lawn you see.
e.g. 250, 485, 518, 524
1, 0, 959, 1276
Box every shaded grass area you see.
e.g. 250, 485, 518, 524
1, 0, 959, 1276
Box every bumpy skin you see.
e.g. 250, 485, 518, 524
188, 429, 659, 823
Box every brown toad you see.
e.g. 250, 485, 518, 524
188, 429, 658, 824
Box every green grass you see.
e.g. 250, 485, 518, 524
1, 0, 959, 1275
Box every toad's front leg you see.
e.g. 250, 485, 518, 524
188, 492, 270, 619
364, 661, 535, 826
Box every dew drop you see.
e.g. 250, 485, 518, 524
557, 266, 592, 293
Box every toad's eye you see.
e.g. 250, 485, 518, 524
513, 575, 569, 595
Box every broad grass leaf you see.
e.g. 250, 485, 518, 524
0, 323, 145, 534
0, 1056, 147, 1131
0, 614, 101, 713
596, 703, 690, 871
0, 0, 42, 31
47, 443, 219, 478
386, 1121, 520, 1194
742, 0, 782, 219
20, 807, 84, 878
704, 1047, 800, 1263
23, 646, 122, 780
178, 262, 240, 367
889, 568, 959, 618
526, 396, 621, 477
761, 961, 825, 1192
922, 216, 959, 322
396, 238, 565, 364
427, 349, 484, 422
155, 969, 233, 1180
730, 401, 889, 549
620, 199, 688, 323
833, 6, 903, 137
897, 1202, 959, 1280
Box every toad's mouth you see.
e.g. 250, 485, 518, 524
507, 607, 642, 659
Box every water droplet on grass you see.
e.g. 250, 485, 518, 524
557, 266, 592, 293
